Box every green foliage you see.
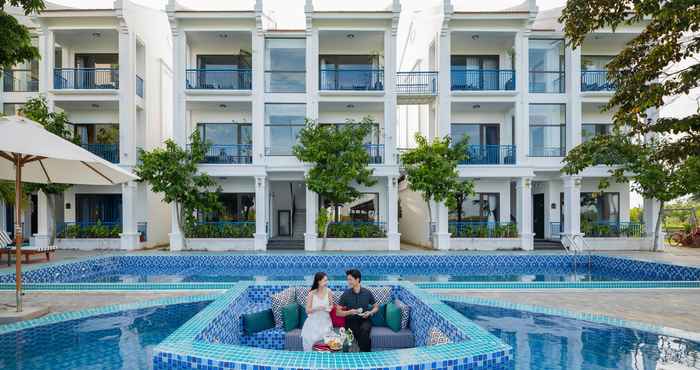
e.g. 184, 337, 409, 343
448, 223, 518, 238
293, 117, 377, 243
20, 96, 78, 195
96, 126, 119, 144
559, 0, 700, 163
316, 208, 330, 235
326, 222, 386, 238
135, 130, 222, 234
629, 207, 643, 223
56, 221, 122, 239
0, 0, 45, 67
185, 222, 255, 238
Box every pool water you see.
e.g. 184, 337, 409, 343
450, 302, 700, 370
64, 265, 650, 283
0, 301, 210, 370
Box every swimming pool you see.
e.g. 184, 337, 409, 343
0, 299, 212, 369
1, 254, 699, 290
448, 301, 700, 370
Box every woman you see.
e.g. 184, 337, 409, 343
301, 272, 334, 351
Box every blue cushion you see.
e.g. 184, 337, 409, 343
242, 309, 275, 335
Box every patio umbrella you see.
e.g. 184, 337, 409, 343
0, 115, 137, 312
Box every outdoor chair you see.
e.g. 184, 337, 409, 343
0, 230, 57, 266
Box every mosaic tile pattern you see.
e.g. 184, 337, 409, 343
152, 281, 514, 370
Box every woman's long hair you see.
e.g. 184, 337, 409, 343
311, 272, 328, 291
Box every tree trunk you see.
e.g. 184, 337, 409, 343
426, 199, 434, 249
653, 200, 665, 252
175, 202, 188, 249
47, 193, 56, 245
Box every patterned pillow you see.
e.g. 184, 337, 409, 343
270, 287, 296, 327
394, 299, 411, 329
295, 287, 310, 307
367, 286, 392, 306
427, 327, 451, 346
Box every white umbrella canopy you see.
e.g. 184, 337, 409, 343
0, 115, 138, 313
0, 116, 137, 185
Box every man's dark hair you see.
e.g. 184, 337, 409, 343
346, 269, 362, 282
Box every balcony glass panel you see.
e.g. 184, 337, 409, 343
3, 67, 38, 92
319, 55, 383, 90
186, 54, 252, 89
581, 56, 615, 92
265, 103, 306, 155
197, 123, 252, 164
265, 38, 305, 93
582, 123, 612, 142
529, 104, 565, 156
529, 39, 565, 93
74, 123, 119, 163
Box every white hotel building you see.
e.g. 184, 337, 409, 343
1, 0, 661, 252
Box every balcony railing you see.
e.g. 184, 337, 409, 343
82, 143, 119, 163
136, 75, 144, 97
54, 68, 119, 89
326, 221, 386, 238
198, 144, 253, 164
460, 145, 516, 165
581, 70, 614, 92
319, 69, 384, 91
451, 69, 515, 91
3, 69, 38, 92
185, 68, 252, 90
529, 71, 565, 93
530, 146, 565, 157
396, 71, 438, 95
365, 144, 384, 164
550, 221, 646, 239
449, 221, 518, 238
185, 221, 255, 238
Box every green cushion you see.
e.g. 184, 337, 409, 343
371, 304, 387, 327
299, 307, 308, 328
281, 303, 300, 332
242, 309, 275, 335
385, 302, 402, 332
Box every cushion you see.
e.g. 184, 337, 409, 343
330, 304, 345, 328
371, 304, 387, 327
367, 286, 392, 305
281, 303, 300, 332
270, 287, 296, 327
284, 328, 303, 351
299, 307, 308, 328
370, 326, 415, 349
394, 299, 411, 329
295, 287, 310, 307
427, 326, 451, 346
242, 309, 275, 335
385, 302, 402, 332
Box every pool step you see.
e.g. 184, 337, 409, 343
267, 239, 305, 250
533, 240, 564, 250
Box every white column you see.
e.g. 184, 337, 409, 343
169, 204, 184, 251
33, 190, 51, 248
516, 177, 534, 250
118, 24, 136, 166
515, 32, 529, 163
566, 46, 582, 152
120, 181, 139, 250
172, 29, 187, 145
387, 176, 400, 250
38, 27, 55, 93
437, 30, 451, 137
643, 198, 664, 250
252, 31, 266, 163
254, 176, 268, 250
562, 175, 582, 238
384, 29, 398, 165
434, 202, 450, 250
304, 186, 318, 251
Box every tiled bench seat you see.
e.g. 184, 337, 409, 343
242, 326, 415, 351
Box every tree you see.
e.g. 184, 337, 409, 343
135, 130, 222, 246
400, 134, 474, 246
560, 0, 700, 163
1, 0, 45, 67
293, 117, 377, 249
562, 131, 700, 251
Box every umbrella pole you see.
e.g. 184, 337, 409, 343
14, 155, 23, 313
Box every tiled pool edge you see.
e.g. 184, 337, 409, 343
440, 294, 700, 342
0, 293, 218, 335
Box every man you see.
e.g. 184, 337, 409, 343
336, 269, 378, 352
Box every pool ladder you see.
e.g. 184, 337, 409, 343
561, 234, 592, 281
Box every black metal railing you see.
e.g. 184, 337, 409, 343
185, 68, 252, 90
54, 68, 119, 89
319, 69, 384, 91
396, 71, 438, 95
451, 69, 515, 91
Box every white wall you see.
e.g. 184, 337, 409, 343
398, 181, 431, 248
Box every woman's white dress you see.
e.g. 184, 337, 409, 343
300, 290, 333, 351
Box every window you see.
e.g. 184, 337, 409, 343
265, 104, 306, 155
449, 193, 500, 222
581, 55, 614, 71
319, 55, 383, 90
451, 55, 502, 90
194, 54, 252, 89
265, 38, 305, 92
74, 124, 119, 145
582, 123, 612, 142
581, 192, 620, 223
320, 122, 381, 145
529, 39, 565, 93
75, 194, 122, 224
199, 193, 255, 222
451, 124, 499, 146
197, 123, 252, 145
320, 193, 379, 222
3, 103, 24, 116
529, 104, 565, 156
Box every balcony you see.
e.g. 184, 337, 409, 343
365, 144, 384, 164
451, 70, 515, 91
529, 146, 565, 157
460, 145, 515, 165
396, 71, 438, 96
449, 221, 518, 238
3, 69, 38, 92
82, 143, 119, 163
198, 144, 253, 164
319, 69, 384, 91
529, 71, 565, 93
185, 69, 252, 90
54, 68, 119, 90
136, 75, 144, 97
581, 70, 614, 92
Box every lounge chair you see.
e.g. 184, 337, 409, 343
0, 230, 57, 266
